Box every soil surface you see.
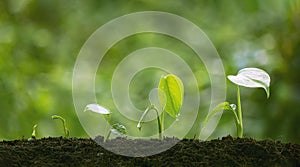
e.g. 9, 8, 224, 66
0, 136, 299, 166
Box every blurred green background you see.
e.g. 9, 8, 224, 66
0, 0, 299, 143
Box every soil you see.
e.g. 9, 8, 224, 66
0, 136, 299, 167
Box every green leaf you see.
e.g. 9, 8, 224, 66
111, 123, 127, 135
227, 68, 271, 98
158, 74, 184, 118
203, 102, 238, 125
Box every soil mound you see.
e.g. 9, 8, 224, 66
0, 136, 299, 166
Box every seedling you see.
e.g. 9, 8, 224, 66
51, 115, 70, 138
137, 104, 162, 139
203, 68, 270, 138
137, 74, 184, 139
110, 123, 127, 137
28, 124, 38, 141
84, 104, 127, 142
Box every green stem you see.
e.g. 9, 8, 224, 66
236, 86, 243, 138
137, 104, 162, 140
106, 129, 112, 141
51, 115, 69, 138
160, 109, 164, 138
152, 107, 162, 140
62, 120, 69, 138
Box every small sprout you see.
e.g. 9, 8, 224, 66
84, 104, 126, 142
104, 123, 127, 141
137, 104, 162, 139
52, 115, 70, 138
28, 124, 38, 141
111, 123, 127, 136
31, 124, 38, 137
137, 74, 184, 139
106, 123, 127, 140
203, 67, 271, 138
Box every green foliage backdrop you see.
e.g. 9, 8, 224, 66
0, 0, 299, 143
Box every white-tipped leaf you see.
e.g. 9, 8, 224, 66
84, 104, 111, 115
227, 68, 270, 98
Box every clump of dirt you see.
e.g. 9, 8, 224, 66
0, 136, 299, 166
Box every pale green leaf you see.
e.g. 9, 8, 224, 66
203, 102, 238, 125
158, 74, 184, 118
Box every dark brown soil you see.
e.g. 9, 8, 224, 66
0, 136, 299, 167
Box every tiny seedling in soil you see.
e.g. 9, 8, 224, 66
27, 124, 38, 141
51, 115, 70, 138
84, 104, 127, 142
137, 74, 184, 139
203, 67, 270, 138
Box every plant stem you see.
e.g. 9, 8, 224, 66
152, 106, 162, 140
137, 105, 162, 140
160, 109, 164, 139
106, 129, 111, 142
62, 120, 69, 138
51, 115, 69, 138
236, 86, 243, 138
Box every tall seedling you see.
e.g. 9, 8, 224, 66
137, 74, 184, 139
203, 68, 270, 138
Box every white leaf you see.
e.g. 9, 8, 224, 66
227, 68, 270, 98
84, 104, 110, 115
